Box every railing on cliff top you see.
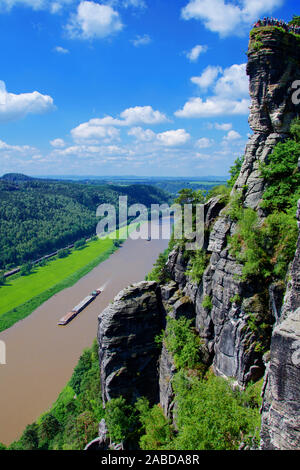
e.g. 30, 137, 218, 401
253, 18, 300, 35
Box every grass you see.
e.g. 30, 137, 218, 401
0, 225, 133, 333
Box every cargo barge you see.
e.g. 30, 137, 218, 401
58, 288, 101, 326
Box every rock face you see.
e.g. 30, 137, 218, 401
98, 281, 165, 406
96, 28, 300, 450
260, 200, 300, 450
281, 200, 300, 320
159, 344, 176, 420
260, 309, 300, 450
237, 29, 300, 210
176, 28, 300, 387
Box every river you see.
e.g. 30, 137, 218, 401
0, 220, 171, 445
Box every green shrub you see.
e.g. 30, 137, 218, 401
20, 262, 33, 276
185, 250, 208, 283
168, 370, 261, 450
146, 249, 171, 283
74, 238, 86, 250
260, 125, 300, 214
164, 317, 200, 370
0, 271, 5, 286
229, 202, 298, 281
38, 414, 61, 445
20, 423, 39, 450
226, 190, 244, 221
104, 397, 137, 444
136, 398, 173, 450
205, 184, 231, 205
69, 348, 93, 395
227, 156, 244, 188
252, 40, 264, 51
57, 248, 70, 259
230, 294, 241, 305
202, 295, 213, 311
289, 15, 300, 27
175, 188, 205, 206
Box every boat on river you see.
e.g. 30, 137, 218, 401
58, 288, 101, 325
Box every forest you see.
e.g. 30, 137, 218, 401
0, 174, 170, 270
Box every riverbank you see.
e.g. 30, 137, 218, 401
0, 221, 170, 444
0, 226, 131, 333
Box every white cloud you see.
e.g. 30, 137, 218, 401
0, 80, 54, 122
175, 96, 250, 118
191, 65, 222, 89
214, 63, 248, 99
181, 0, 284, 37
128, 126, 190, 147
157, 129, 190, 147
66, 1, 123, 40
50, 138, 66, 148
75, 106, 168, 131
128, 127, 156, 141
71, 120, 120, 143
215, 122, 232, 131
175, 63, 250, 118
121, 0, 146, 8
104, 0, 146, 9
130, 34, 151, 47
0, 0, 45, 11
195, 137, 213, 148
54, 46, 69, 54
223, 130, 242, 141
120, 106, 168, 125
52, 143, 129, 160
0, 0, 73, 12
50, 1, 63, 13
186, 44, 207, 62
0, 139, 37, 154
0, 139, 40, 171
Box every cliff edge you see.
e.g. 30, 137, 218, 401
97, 27, 300, 450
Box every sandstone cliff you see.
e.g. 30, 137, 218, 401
98, 281, 164, 405
260, 201, 300, 449
97, 27, 300, 450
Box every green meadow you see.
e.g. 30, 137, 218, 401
0, 225, 132, 333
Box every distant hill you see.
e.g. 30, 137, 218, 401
0, 178, 171, 269
1, 173, 35, 183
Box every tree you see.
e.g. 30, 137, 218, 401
260, 138, 300, 213
146, 249, 170, 283
175, 188, 205, 206
164, 317, 200, 370
20, 262, 33, 276
288, 15, 300, 26
39, 413, 61, 442
74, 238, 87, 250
290, 117, 300, 142
227, 156, 244, 188
21, 423, 39, 450
0, 271, 5, 286
57, 248, 70, 259
104, 397, 137, 444
74, 411, 97, 448
136, 398, 173, 450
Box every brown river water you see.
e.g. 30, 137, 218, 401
0, 220, 170, 445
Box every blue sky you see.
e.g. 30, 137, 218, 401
0, 0, 297, 177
